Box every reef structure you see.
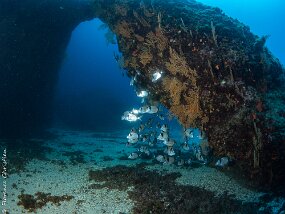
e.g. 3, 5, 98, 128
93, 0, 285, 188
1, 0, 284, 189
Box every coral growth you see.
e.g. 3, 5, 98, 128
145, 28, 169, 54
138, 49, 153, 66
166, 47, 197, 85
162, 77, 186, 106
161, 75, 201, 127
115, 20, 132, 38
114, 5, 128, 16
133, 10, 151, 27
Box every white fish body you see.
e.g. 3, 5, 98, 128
137, 90, 148, 98
122, 111, 130, 118
163, 156, 175, 165
152, 71, 162, 82
130, 78, 134, 86
167, 148, 175, 156
138, 106, 149, 114
128, 152, 139, 159
121, 111, 141, 122
185, 128, 194, 138
138, 125, 144, 132
157, 132, 168, 141
160, 124, 168, 132
163, 139, 175, 147
182, 142, 190, 151
139, 146, 147, 152
130, 74, 138, 86
215, 157, 229, 167
144, 150, 150, 156
128, 113, 141, 122
147, 106, 158, 114
198, 132, 204, 140
196, 152, 204, 161
156, 155, 165, 163
131, 109, 140, 114
127, 132, 138, 140
128, 138, 138, 144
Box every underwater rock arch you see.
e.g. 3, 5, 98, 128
93, 0, 285, 188
1, 0, 284, 188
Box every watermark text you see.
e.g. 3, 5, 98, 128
1, 148, 8, 213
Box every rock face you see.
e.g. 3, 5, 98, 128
0, 0, 94, 137
93, 0, 285, 187
1, 0, 284, 188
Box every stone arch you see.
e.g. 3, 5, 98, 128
1, 0, 284, 188
93, 0, 285, 188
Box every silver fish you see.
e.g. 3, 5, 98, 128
157, 132, 168, 141
137, 90, 149, 98
148, 141, 154, 147
142, 135, 148, 142
182, 142, 190, 151
138, 106, 149, 114
152, 70, 162, 82
156, 155, 165, 163
167, 147, 175, 156
121, 111, 141, 122
127, 132, 139, 140
163, 156, 175, 165
158, 114, 164, 120
128, 138, 138, 144
128, 152, 139, 159
127, 131, 139, 144
138, 124, 145, 132
215, 157, 230, 167
195, 150, 204, 162
146, 106, 158, 114
160, 124, 168, 132
184, 128, 194, 138
163, 138, 175, 147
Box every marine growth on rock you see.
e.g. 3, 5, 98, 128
93, 0, 285, 188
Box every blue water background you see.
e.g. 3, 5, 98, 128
198, 0, 285, 64
54, 20, 140, 131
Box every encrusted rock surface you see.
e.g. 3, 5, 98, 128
93, 0, 285, 187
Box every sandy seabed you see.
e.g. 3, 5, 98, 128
1, 129, 281, 213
